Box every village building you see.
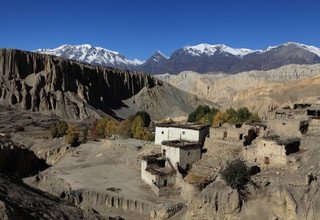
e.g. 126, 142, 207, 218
210, 123, 265, 146
141, 154, 181, 197
306, 104, 320, 117
265, 108, 310, 137
244, 136, 300, 167
154, 122, 210, 145
161, 140, 202, 171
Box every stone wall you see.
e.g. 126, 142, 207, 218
267, 118, 307, 137
245, 138, 288, 167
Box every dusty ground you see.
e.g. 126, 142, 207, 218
25, 139, 185, 219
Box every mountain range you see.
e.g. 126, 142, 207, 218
35, 42, 320, 74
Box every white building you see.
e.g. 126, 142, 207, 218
141, 154, 179, 196
154, 122, 210, 145
161, 140, 202, 171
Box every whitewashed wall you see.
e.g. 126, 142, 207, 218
155, 126, 203, 145
161, 145, 180, 169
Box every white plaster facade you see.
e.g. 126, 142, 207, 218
141, 158, 175, 188
161, 145, 201, 170
155, 124, 209, 145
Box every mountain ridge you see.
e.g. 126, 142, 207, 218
35, 42, 320, 74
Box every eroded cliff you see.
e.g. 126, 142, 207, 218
0, 49, 160, 119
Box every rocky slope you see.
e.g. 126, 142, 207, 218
0, 49, 204, 120
156, 64, 320, 115
36, 42, 320, 74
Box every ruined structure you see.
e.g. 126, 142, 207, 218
210, 123, 264, 146
154, 122, 210, 145
267, 108, 309, 137
244, 136, 300, 167
307, 104, 320, 117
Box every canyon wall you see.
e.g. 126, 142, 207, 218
0, 49, 159, 119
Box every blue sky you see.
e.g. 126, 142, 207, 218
0, 0, 319, 60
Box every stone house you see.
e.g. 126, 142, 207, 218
154, 122, 210, 145
161, 140, 202, 171
141, 154, 181, 197
244, 136, 300, 167
266, 108, 309, 137
307, 105, 320, 117
210, 123, 264, 146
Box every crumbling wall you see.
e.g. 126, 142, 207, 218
267, 118, 307, 137
244, 138, 288, 166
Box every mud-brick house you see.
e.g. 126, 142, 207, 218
161, 140, 202, 171
154, 122, 210, 145
307, 105, 320, 117
141, 154, 180, 197
244, 136, 300, 167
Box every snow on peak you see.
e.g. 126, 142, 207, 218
182, 43, 254, 57
255, 42, 320, 56
35, 44, 143, 67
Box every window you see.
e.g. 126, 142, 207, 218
161, 131, 164, 134
182, 131, 185, 135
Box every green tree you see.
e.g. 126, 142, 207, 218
131, 116, 153, 140
237, 107, 251, 122
134, 111, 151, 127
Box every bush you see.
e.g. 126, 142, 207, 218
50, 121, 68, 138
50, 126, 59, 138
15, 126, 25, 132
220, 159, 250, 190
134, 111, 151, 127
115, 119, 132, 138
95, 118, 110, 138
65, 125, 80, 147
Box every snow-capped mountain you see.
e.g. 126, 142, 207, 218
35, 44, 142, 70
181, 44, 254, 57
36, 42, 320, 74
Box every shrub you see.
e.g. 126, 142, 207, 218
56, 121, 68, 137
15, 126, 25, 132
95, 118, 110, 138
134, 111, 151, 127
65, 125, 80, 147
50, 121, 68, 138
105, 119, 119, 136
50, 126, 59, 138
116, 119, 132, 138
220, 159, 250, 190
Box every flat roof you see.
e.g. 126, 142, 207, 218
156, 122, 210, 131
263, 135, 300, 145
307, 105, 320, 111
162, 140, 201, 149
